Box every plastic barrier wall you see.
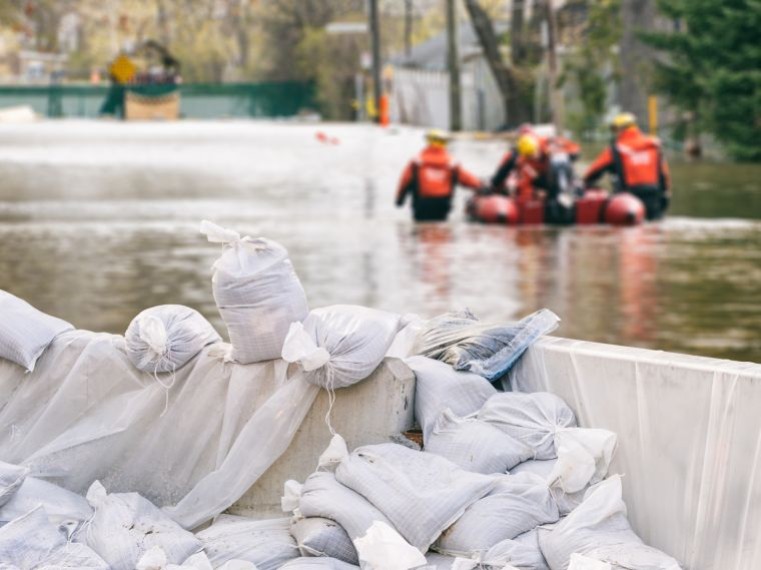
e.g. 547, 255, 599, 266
0, 82, 315, 119
509, 337, 761, 570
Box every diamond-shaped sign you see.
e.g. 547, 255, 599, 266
110, 54, 136, 84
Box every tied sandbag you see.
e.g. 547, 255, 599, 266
298, 471, 394, 543
509, 460, 584, 516
0, 289, 73, 372
196, 515, 297, 570
290, 517, 359, 565
0, 461, 28, 507
0, 506, 108, 569
201, 220, 309, 364
78, 481, 202, 570
407, 356, 496, 442
125, 305, 221, 373
538, 476, 683, 570
482, 529, 550, 570
478, 392, 577, 460
435, 473, 559, 557
413, 309, 559, 382
425, 409, 533, 474
279, 558, 359, 570
281, 305, 400, 389
0, 476, 93, 529
335, 443, 496, 552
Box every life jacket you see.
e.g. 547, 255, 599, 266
515, 158, 540, 202
612, 128, 663, 191
412, 147, 459, 200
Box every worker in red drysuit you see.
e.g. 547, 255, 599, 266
396, 130, 483, 221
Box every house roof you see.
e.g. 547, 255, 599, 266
391, 20, 509, 71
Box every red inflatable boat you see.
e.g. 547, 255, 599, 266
467, 190, 646, 226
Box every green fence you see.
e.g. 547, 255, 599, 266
0, 82, 315, 119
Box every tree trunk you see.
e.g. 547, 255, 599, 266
463, 0, 532, 127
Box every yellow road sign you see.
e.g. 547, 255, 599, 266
110, 54, 136, 84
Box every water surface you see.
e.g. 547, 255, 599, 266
1, 121, 759, 361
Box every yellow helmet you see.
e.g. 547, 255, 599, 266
425, 129, 450, 145
611, 112, 637, 130
517, 134, 540, 158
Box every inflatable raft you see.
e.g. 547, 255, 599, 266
467, 190, 646, 226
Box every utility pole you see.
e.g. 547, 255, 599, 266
368, 0, 382, 123
404, 0, 413, 58
545, 0, 564, 130
446, 0, 462, 131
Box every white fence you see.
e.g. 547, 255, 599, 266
391, 57, 506, 131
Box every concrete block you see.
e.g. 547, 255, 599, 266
230, 357, 416, 517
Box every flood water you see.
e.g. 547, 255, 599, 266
1, 121, 760, 362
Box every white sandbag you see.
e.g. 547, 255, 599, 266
281, 305, 400, 389
421, 553, 458, 569
0, 461, 28, 507
478, 392, 576, 460
509, 460, 588, 516
549, 429, 617, 494
386, 314, 423, 359
435, 473, 558, 557
279, 558, 359, 570
195, 514, 297, 570
0, 506, 108, 569
406, 356, 497, 441
425, 409, 533, 474
482, 529, 550, 570
0, 476, 93, 529
538, 476, 682, 570
201, 220, 309, 364
335, 443, 496, 552
79, 481, 202, 570
298, 471, 394, 541
290, 517, 359, 565
354, 520, 427, 570
125, 305, 221, 373
217, 562, 258, 570
0, 290, 73, 372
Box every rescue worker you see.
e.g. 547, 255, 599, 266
490, 129, 579, 223
583, 113, 671, 220
396, 130, 482, 221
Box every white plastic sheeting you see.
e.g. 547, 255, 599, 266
353, 520, 427, 570
0, 461, 28, 507
0, 329, 320, 530
0, 289, 73, 372
510, 337, 761, 570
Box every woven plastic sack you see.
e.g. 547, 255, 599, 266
0, 476, 93, 529
414, 309, 559, 381
538, 476, 683, 570
201, 220, 309, 364
478, 392, 577, 460
290, 517, 359, 565
481, 529, 550, 570
280, 558, 359, 570
78, 481, 202, 570
125, 305, 221, 373
281, 305, 400, 389
508, 460, 584, 516
0, 506, 108, 569
425, 409, 533, 474
435, 473, 559, 557
0, 461, 28, 507
406, 356, 496, 442
0, 290, 73, 372
196, 514, 297, 570
298, 471, 394, 542
335, 443, 496, 552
